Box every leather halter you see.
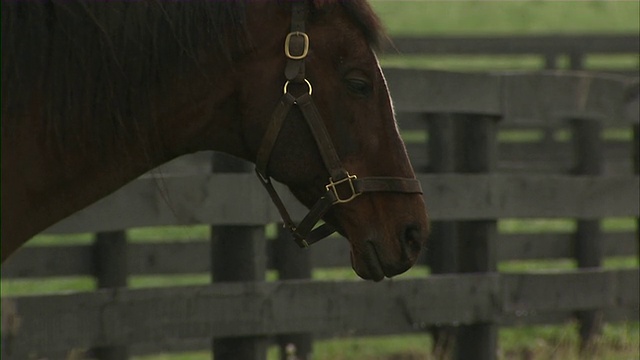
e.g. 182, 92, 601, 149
255, 2, 423, 248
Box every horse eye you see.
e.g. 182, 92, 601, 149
345, 78, 372, 96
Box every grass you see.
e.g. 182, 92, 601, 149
380, 54, 639, 71
129, 324, 640, 360
371, 0, 640, 36
40, 324, 624, 360
500, 322, 640, 360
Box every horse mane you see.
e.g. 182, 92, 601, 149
1, 0, 383, 159
2, 1, 250, 159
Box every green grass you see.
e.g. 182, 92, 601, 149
401, 127, 635, 145
379, 53, 639, 72
500, 322, 640, 360
26, 232, 94, 246
128, 226, 210, 242
371, 0, 640, 36
129, 324, 640, 360
380, 55, 545, 71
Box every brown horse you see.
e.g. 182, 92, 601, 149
1, 0, 429, 281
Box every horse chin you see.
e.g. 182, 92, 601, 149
350, 242, 386, 282
327, 211, 423, 281
348, 240, 415, 282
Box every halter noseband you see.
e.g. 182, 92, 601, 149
255, 2, 423, 248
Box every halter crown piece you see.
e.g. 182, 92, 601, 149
255, 2, 423, 248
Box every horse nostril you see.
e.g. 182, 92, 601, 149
402, 224, 423, 256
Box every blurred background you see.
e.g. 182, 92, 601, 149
374, 0, 639, 72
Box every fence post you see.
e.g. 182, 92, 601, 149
570, 118, 604, 350
425, 113, 458, 358
211, 153, 268, 360
274, 229, 313, 360
569, 52, 585, 71
634, 124, 639, 261
453, 114, 500, 360
93, 231, 129, 360
543, 53, 558, 70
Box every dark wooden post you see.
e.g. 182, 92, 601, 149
93, 231, 129, 360
426, 113, 458, 358
571, 118, 604, 350
211, 153, 268, 360
274, 229, 313, 360
569, 52, 585, 71
544, 53, 558, 70
453, 114, 500, 360
634, 124, 639, 261
427, 113, 459, 273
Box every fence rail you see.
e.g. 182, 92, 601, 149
2, 270, 638, 354
2, 232, 637, 279
9, 174, 627, 234
383, 34, 640, 75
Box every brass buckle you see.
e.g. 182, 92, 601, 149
285, 31, 309, 60
326, 173, 361, 204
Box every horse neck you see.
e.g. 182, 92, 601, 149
1, 116, 163, 260
0, 64, 245, 261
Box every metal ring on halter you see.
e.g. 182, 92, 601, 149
283, 79, 312, 95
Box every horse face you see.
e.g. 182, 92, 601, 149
238, 1, 429, 281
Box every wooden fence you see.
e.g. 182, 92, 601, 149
2, 68, 639, 360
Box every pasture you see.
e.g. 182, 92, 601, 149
2, 1, 639, 359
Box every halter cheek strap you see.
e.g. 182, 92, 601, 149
255, 2, 423, 248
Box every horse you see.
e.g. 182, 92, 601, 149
1, 0, 429, 281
